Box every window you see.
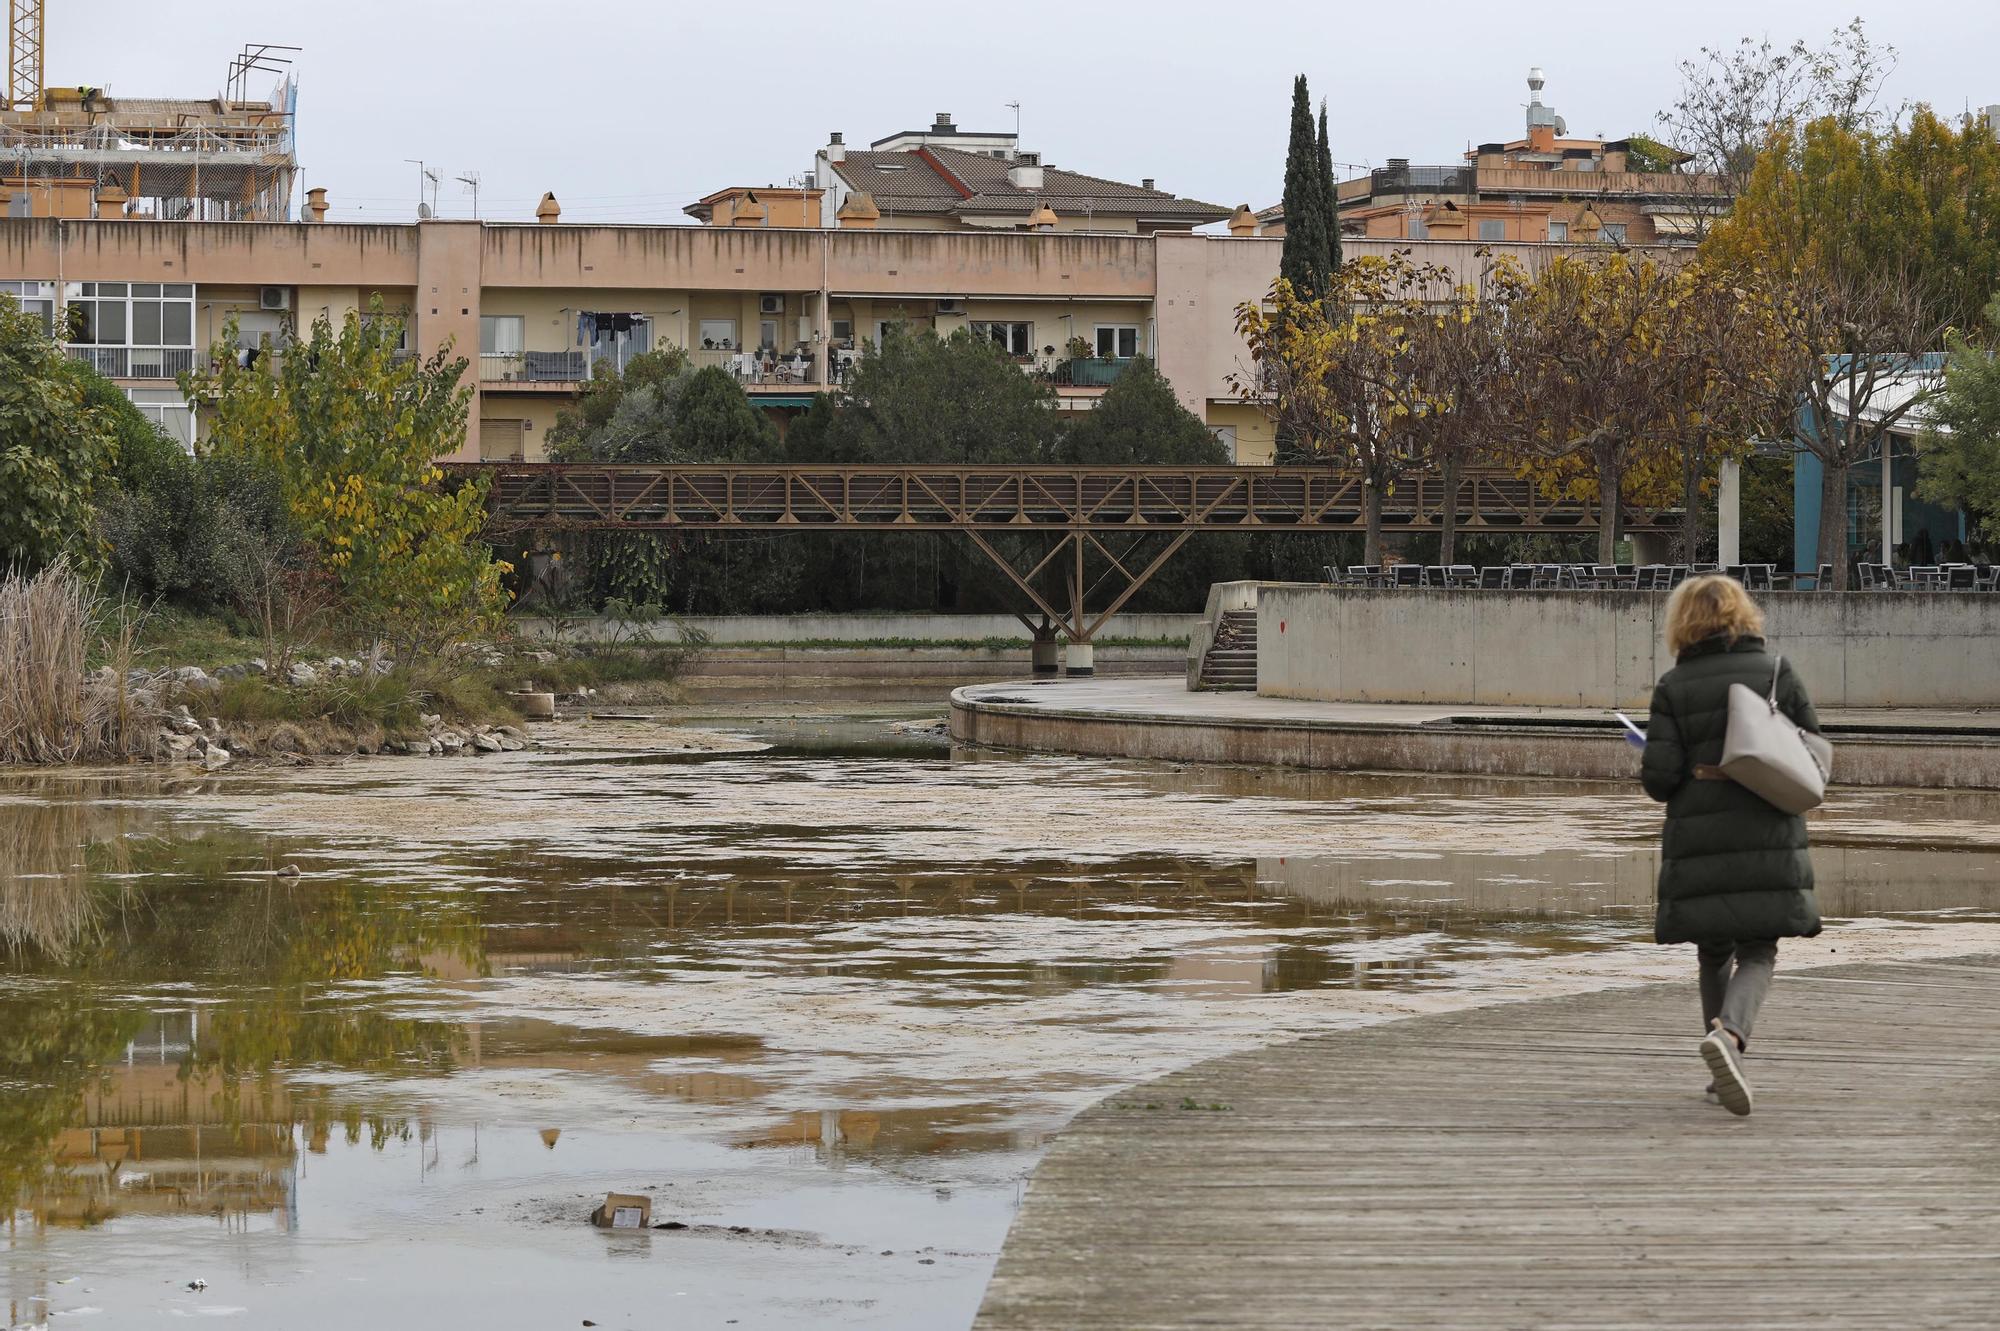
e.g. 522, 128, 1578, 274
1210, 424, 1238, 464
1547, 221, 1568, 242
1407, 214, 1429, 240
831, 318, 852, 344
1477, 220, 1506, 242
970, 321, 1032, 355
360, 309, 410, 351
61, 281, 196, 378
1094, 325, 1139, 359
2, 280, 58, 336
126, 388, 195, 451
1600, 223, 1627, 244
759, 318, 779, 351
698, 318, 737, 350
479, 315, 524, 356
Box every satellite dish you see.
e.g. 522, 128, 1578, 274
417, 202, 432, 219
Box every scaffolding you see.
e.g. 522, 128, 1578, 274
1, 44, 298, 220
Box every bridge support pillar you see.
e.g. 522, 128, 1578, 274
1064, 641, 1095, 677
1032, 639, 1060, 675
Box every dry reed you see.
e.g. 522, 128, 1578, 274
0, 560, 160, 764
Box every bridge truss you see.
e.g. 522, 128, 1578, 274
452, 463, 1668, 643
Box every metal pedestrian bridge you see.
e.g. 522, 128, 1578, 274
449, 463, 1665, 642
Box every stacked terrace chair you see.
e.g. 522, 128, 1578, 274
1743, 565, 1776, 591
1857, 562, 1882, 590
1478, 566, 1507, 589
1812, 563, 1834, 590
1946, 565, 1978, 591
1982, 567, 2000, 591
1322, 565, 1343, 585
1347, 564, 1384, 588
1446, 564, 1477, 588
1722, 565, 1747, 584
1393, 564, 1424, 589
1421, 565, 1449, 587
1506, 565, 1538, 589
1616, 564, 1637, 580
1634, 565, 1670, 591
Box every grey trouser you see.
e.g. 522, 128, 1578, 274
1697, 939, 1778, 1049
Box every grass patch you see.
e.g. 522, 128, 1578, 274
489, 644, 700, 693
114, 605, 270, 672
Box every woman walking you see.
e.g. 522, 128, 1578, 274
1641, 575, 1823, 1117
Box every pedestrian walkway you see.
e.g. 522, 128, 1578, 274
975, 955, 2000, 1330
949, 678, 2000, 789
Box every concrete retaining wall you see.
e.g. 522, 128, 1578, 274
1257, 587, 2000, 709
519, 612, 1200, 645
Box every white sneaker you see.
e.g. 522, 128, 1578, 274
1700, 1028, 1753, 1117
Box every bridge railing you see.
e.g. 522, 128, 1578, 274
445, 464, 1672, 534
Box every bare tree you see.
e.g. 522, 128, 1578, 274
1655, 19, 1899, 240
1763, 261, 1954, 587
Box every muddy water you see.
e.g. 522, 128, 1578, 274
5, 715, 2000, 1329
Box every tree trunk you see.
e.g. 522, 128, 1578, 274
1438, 454, 1463, 566
1817, 456, 1849, 590
1362, 479, 1384, 567
1680, 449, 1703, 568
1597, 451, 1621, 567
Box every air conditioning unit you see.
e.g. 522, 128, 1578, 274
758, 294, 785, 315
258, 286, 290, 311
935, 298, 964, 315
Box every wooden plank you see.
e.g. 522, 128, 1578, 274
975, 956, 2000, 1331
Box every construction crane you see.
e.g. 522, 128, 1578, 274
7, 0, 41, 110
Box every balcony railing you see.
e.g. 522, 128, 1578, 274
481, 351, 590, 383
1370, 164, 1475, 195
690, 347, 822, 386
1057, 356, 1133, 388
65, 346, 197, 380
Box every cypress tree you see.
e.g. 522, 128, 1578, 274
1316, 101, 1342, 274
1280, 75, 1328, 301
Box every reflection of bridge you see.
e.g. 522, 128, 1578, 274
453, 464, 1666, 649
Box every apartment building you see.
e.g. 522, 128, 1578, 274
0, 212, 1581, 466
1255, 69, 1729, 246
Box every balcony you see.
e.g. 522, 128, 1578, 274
1057, 356, 1133, 388
480, 351, 590, 385
689, 347, 822, 387
65, 346, 197, 380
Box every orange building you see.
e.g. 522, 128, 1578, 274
1257, 68, 1729, 247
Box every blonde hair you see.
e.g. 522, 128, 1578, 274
1664, 574, 1766, 656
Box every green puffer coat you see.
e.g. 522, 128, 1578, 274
1641, 634, 1822, 945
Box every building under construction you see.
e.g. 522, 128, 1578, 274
3, 18, 298, 221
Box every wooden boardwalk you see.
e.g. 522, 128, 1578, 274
976, 956, 2000, 1330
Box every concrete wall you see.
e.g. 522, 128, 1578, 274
518, 611, 1201, 645
1257, 586, 2000, 709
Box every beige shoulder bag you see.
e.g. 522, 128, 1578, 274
1718, 655, 1833, 814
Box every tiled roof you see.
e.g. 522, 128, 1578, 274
832, 146, 1228, 226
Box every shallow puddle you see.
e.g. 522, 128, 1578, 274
4, 717, 1999, 1328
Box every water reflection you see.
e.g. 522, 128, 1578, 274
3, 751, 1998, 1328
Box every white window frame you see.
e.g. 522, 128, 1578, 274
1093, 324, 1140, 359
1477, 219, 1506, 242
1, 280, 58, 337
969, 320, 1032, 356
1547, 220, 1568, 242
698, 318, 737, 350
1600, 222, 1628, 244
65, 281, 196, 349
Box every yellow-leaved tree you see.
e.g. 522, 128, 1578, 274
185, 306, 510, 654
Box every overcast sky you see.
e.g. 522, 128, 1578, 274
53, 1, 2000, 225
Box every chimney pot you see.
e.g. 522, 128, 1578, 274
1142, 177, 1155, 191
829, 131, 843, 145
304, 186, 330, 222
934, 112, 953, 129
536, 192, 561, 224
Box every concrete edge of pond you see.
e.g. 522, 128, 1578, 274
947, 676, 2000, 790
973, 951, 2000, 1330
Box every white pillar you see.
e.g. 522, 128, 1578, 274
1064, 641, 1095, 676
1717, 456, 1742, 567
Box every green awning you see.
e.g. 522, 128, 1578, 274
751, 396, 816, 408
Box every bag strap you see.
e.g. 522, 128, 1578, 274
1766, 654, 1784, 708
